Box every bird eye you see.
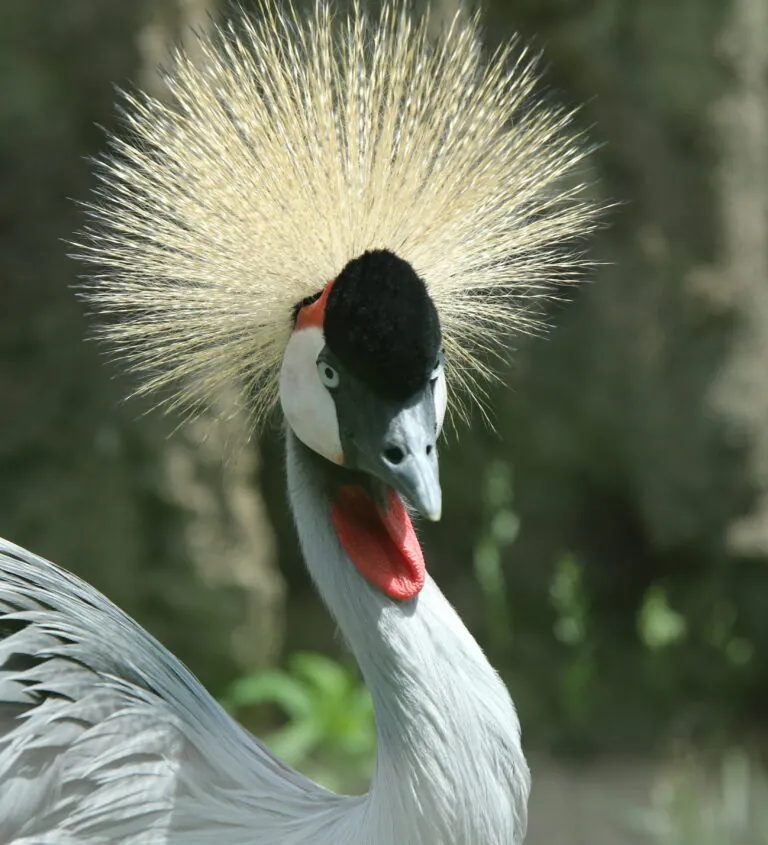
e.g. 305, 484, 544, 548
430, 349, 445, 381
317, 361, 340, 389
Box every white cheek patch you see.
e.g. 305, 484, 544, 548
434, 370, 448, 434
279, 327, 344, 464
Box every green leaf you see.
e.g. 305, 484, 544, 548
638, 586, 687, 651
290, 652, 353, 702
222, 671, 313, 720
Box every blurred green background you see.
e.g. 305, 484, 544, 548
1, 0, 767, 842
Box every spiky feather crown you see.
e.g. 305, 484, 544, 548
77, 0, 596, 431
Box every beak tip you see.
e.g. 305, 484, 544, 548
416, 486, 442, 522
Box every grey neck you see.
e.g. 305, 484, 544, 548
284, 429, 530, 845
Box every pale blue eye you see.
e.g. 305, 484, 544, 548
430, 349, 445, 381
317, 361, 340, 389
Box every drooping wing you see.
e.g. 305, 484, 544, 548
0, 538, 333, 844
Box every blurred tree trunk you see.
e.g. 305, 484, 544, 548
710, 0, 768, 557
0, 0, 283, 693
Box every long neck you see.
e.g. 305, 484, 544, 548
285, 430, 530, 845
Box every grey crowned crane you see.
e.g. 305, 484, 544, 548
0, 2, 596, 843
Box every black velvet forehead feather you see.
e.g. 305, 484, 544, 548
323, 250, 441, 400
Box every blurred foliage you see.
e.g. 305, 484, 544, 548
222, 652, 375, 792
633, 750, 768, 845
473, 460, 519, 654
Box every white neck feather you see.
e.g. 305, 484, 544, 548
285, 430, 530, 845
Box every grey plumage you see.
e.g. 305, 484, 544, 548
0, 538, 334, 844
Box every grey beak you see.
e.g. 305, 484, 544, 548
375, 403, 442, 521
334, 379, 442, 521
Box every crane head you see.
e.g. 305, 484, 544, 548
280, 250, 446, 600
280, 250, 446, 517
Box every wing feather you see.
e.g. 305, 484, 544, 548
0, 538, 333, 844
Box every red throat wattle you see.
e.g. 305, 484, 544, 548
331, 486, 426, 600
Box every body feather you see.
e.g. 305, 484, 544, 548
0, 539, 337, 844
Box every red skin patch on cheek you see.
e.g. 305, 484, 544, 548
295, 280, 334, 331
331, 486, 426, 600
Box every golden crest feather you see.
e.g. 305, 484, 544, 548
76, 0, 597, 431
